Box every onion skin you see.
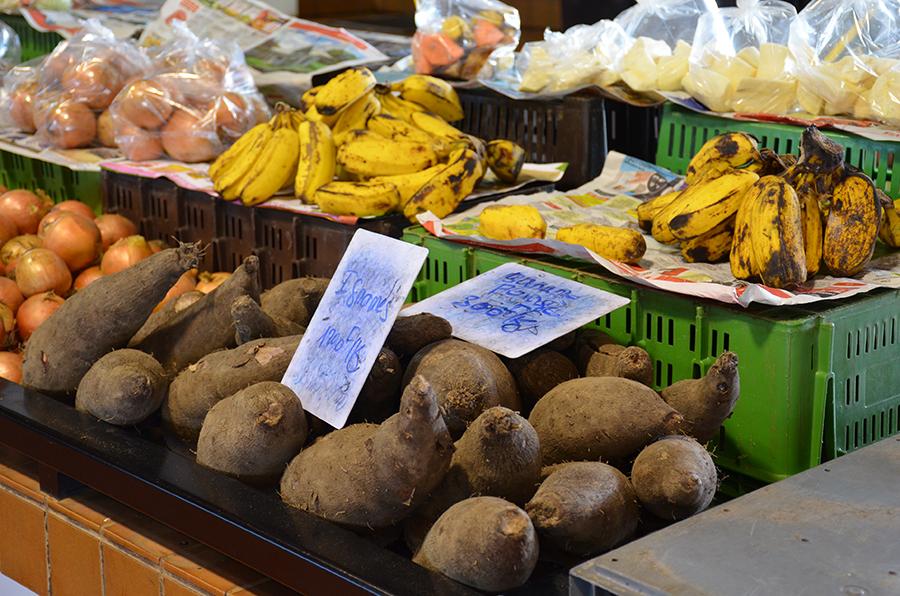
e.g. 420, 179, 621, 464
0, 190, 53, 234
161, 110, 220, 163
74, 266, 103, 290
15, 248, 73, 297
148, 239, 167, 253
17, 292, 65, 342
0, 303, 15, 349
97, 109, 118, 148
1, 235, 43, 278
0, 217, 17, 247
61, 61, 123, 110
100, 235, 153, 275
10, 81, 39, 133
0, 352, 23, 383
116, 79, 173, 130
39, 211, 102, 271
45, 101, 97, 149
52, 200, 95, 220
117, 123, 164, 162
195, 271, 231, 293
94, 214, 138, 251
0, 277, 25, 313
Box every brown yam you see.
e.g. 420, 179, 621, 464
133, 256, 260, 375
279, 375, 453, 529
631, 435, 717, 521
130, 290, 204, 347
75, 349, 167, 425
413, 496, 538, 592
507, 349, 578, 413
585, 344, 654, 387
196, 381, 307, 484
661, 351, 740, 443
260, 277, 329, 327
23, 244, 200, 397
404, 406, 542, 552
230, 295, 304, 345
403, 339, 520, 437
526, 462, 639, 556
164, 335, 302, 441
529, 377, 683, 465
571, 328, 616, 373
545, 330, 576, 352
385, 313, 452, 357
349, 346, 402, 424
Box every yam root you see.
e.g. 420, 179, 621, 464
75, 349, 167, 425
571, 328, 616, 373
507, 349, 578, 413
414, 496, 538, 592
661, 351, 740, 443
133, 256, 260, 375
403, 339, 520, 438
526, 462, 639, 556
545, 330, 576, 352
404, 407, 542, 552
130, 290, 204, 347
349, 346, 402, 424
280, 375, 453, 529
529, 377, 683, 465
386, 313, 452, 357
231, 295, 304, 345
585, 344, 653, 387
164, 335, 302, 441
197, 381, 307, 484
23, 244, 201, 397
260, 277, 329, 327
631, 435, 717, 521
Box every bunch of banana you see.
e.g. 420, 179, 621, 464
209, 104, 303, 206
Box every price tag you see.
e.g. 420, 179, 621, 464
402, 263, 630, 359
281, 230, 427, 428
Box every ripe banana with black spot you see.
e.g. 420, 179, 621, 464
685, 132, 760, 184
665, 170, 759, 240
314, 181, 400, 217
478, 205, 546, 240
239, 126, 300, 206
338, 130, 438, 177
556, 224, 646, 264
315, 67, 377, 118
637, 190, 681, 232
214, 125, 274, 200
393, 74, 464, 121
209, 122, 267, 181
680, 218, 734, 263
730, 181, 763, 279
749, 176, 807, 288
295, 120, 335, 204
403, 149, 482, 222
485, 139, 525, 183
331, 92, 380, 146
410, 111, 466, 141
378, 91, 426, 124
366, 113, 434, 144
823, 171, 881, 276
368, 162, 450, 207
798, 188, 823, 276
879, 194, 900, 248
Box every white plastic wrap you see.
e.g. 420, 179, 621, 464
412, 0, 520, 80
615, 0, 718, 50
0, 20, 20, 76
789, 0, 900, 119
683, 0, 798, 114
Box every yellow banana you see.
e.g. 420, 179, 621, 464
650, 191, 683, 244
730, 182, 762, 279
410, 111, 466, 141
478, 205, 546, 240
300, 85, 321, 112
797, 126, 844, 176
823, 171, 881, 276
685, 132, 760, 184
749, 176, 807, 288
304, 104, 339, 127
485, 139, 525, 184
378, 91, 426, 124
393, 74, 464, 122
637, 190, 681, 232
403, 149, 481, 222
332, 92, 381, 146
209, 122, 267, 181
240, 127, 300, 206
295, 120, 336, 204
878, 196, 900, 248
366, 113, 434, 145
680, 219, 734, 263
338, 130, 438, 177
556, 224, 646, 264
215, 126, 274, 199
798, 188, 823, 276
290, 109, 306, 130
747, 148, 788, 176
314, 181, 400, 217
315, 67, 377, 118
666, 170, 759, 240
368, 162, 451, 206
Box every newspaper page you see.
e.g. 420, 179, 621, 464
16, 2, 163, 39
417, 152, 900, 307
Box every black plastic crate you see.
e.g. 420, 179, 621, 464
604, 101, 661, 163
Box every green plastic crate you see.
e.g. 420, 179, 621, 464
1, 13, 63, 62
656, 104, 898, 198
402, 226, 900, 486
0, 148, 102, 212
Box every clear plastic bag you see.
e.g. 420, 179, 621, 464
789, 0, 900, 119
683, 0, 798, 114
110, 22, 269, 162
412, 0, 520, 80
0, 58, 41, 132
0, 20, 21, 76
615, 0, 718, 50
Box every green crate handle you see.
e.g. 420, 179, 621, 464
811, 319, 835, 468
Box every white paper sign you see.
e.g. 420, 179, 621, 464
281, 230, 427, 428
402, 263, 630, 358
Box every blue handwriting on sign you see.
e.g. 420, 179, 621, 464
334, 268, 401, 322
316, 324, 366, 374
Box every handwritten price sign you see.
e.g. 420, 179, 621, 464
281, 230, 427, 428
403, 263, 630, 358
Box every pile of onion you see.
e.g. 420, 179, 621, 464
0, 303, 15, 349
74, 266, 103, 290
0, 190, 53, 234
1, 234, 43, 278
15, 248, 72, 297
17, 292, 64, 341
0, 352, 23, 384
101, 235, 153, 275
94, 213, 138, 251
38, 211, 102, 271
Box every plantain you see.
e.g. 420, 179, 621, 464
666, 170, 759, 240
393, 74, 464, 122
377, 90, 427, 124
730, 182, 763, 279
637, 190, 681, 232
315, 67, 377, 117
878, 193, 900, 248
368, 162, 451, 206
338, 130, 438, 177
485, 139, 525, 183
215, 126, 274, 200
331, 92, 381, 146
680, 218, 734, 263
797, 126, 844, 176
239, 126, 300, 206
747, 148, 788, 176
304, 103, 339, 127
779, 154, 798, 168
749, 176, 807, 288
314, 180, 401, 217
798, 187, 824, 277
478, 205, 546, 240
556, 224, 646, 264
299, 85, 321, 112
403, 149, 482, 222
410, 110, 466, 141
685, 132, 760, 184
295, 120, 336, 204
366, 112, 434, 144
823, 171, 882, 276
209, 122, 268, 181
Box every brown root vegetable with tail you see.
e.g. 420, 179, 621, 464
661, 351, 740, 443
631, 435, 717, 521
75, 349, 167, 426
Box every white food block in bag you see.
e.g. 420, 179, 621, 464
682, 68, 732, 112
797, 81, 825, 115
732, 78, 797, 114
737, 46, 760, 69
854, 90, 875, 120
593, 69, 622, 87
621, 37, 670, 92
758, 43, 791, 81
835, 55, 876, 87
721, 57, 757, 89
868, 70, 900, 122
657, 53, 690, 91
863, 56, 900, 77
